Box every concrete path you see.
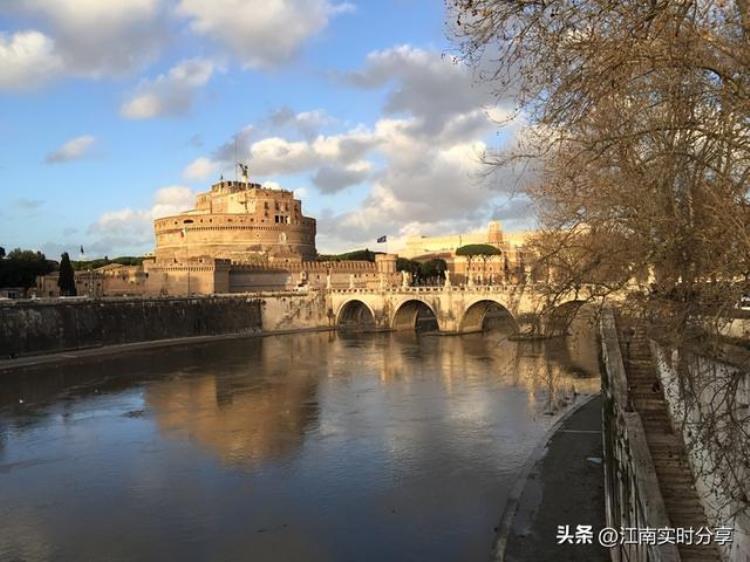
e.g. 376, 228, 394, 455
498, 395, 608, 562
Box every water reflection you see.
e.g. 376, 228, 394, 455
0, 324, 600, 562
146, 337, 323, 467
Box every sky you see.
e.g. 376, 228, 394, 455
0, 0, 535, 259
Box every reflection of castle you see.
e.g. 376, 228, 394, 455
146, 374, 320, 465
145, 335, 325, 466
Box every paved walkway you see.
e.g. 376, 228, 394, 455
498, 395, 608, 561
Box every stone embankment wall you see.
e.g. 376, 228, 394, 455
652, 342, 750, 561
600, 309, 680, 562
0, 295, 263, 357
259, 290, 332, 331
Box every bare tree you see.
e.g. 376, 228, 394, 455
450, 0, 750, 516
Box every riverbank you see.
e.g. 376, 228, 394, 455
0, 326, 335, 375
0, 295, 265, 358
494, 394, 607, 562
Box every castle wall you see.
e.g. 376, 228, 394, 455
154, 217, 316, 261
143, 259, 230, 296
227, 260, 389, 292
154, 181, 317, 261
259, 292, 333, 331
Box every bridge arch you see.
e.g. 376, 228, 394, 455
391, 299, 438, 331
336, 299, 376, 329
459, 299, 518, 334
542, 300, 588, 336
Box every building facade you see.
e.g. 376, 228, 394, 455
34, 182, 539, 297
154, 180, 317, 262
401, 221, 535, 285
36, 180, 398, 297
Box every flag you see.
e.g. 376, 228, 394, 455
377, 235, 387, 243
80, 245, 85, 255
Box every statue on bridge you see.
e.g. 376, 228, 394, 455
444, 270, 451, 288
401, 270, 410, 288
349, 274, 355, 289
326, 271, 332, 290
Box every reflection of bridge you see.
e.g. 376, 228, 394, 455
328, 285, 589, 335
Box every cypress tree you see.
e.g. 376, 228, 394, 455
58, 252, 77, 296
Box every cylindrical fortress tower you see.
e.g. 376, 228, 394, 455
154, 180, 317, 261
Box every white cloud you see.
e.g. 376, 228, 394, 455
45, 135, 96, 164
312, 161, 371, 193
193, 124, 379, 191
177, 0, 353, 68
183, 156, 219, 182
269, 107, 334, 139
0, 30, 63, 90
179, 45, 532, 253
344, 45, 501, 137
248, 137, 320, 175
86, 185, 196, 256
150, 185, 196, 218
121, 58, 216, 119
4, 0, 165, 77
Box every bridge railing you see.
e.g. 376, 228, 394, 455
328, 283, 544, 294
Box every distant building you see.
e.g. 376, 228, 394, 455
0, 287, 26, 299
401, 221, 536, 285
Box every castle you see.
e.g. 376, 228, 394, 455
34, 179, 534, 297
153, 180, 317, 262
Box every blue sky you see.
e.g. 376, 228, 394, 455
0, 0, 533, 259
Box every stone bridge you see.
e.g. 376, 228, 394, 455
327, 284, 590, 335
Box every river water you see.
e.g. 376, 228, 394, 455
0, 327, 600, 562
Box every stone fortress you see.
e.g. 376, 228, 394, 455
154, 180, 317, 262
35, 177, 534, 297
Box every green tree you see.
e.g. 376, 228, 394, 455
418, 259, 447, 283
0, 248, 55, 288
0, 247, 5, 259
455, 244, 501, 257
58, 252, 77, 296
317, 249, 381, 262
396, 258, 420, 274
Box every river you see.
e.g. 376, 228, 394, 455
0, 325, 600, 562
